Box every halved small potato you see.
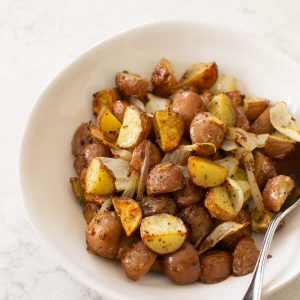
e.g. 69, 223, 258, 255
264, 132, 296, 159
207, 93, 236, 127
251, 209, 274, 233
180, 62, 218, 90
116, 105, 151, 149
112, 197, 142, 236
153, 110, 184, 152
188, 156, 228, 188
204, 186, 236, 221
83, 157, 115, 196
92, 88, 119, 116
251, 107, 273, 134
70, 177, 85, 205
244, 97, 269, 121
97, 107, 122, 142
140, 213, 187, 254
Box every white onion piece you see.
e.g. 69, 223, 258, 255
215, 157, 239, 177
178, 142, 216, 154
198, 221, 249, 254
129, 98, 145, 111
243, 151, 264, 211
100, 197, 112, 212
100, 157, 129, 191
122, 171, 140, 198
270, 102, 300, 142
221, 139, 239, 151
210, 74, 237, 93
162, 149, 190, 166
145, 93, 170, 116
111, 148, 132, 162
226, 177, 244, 214
236, 180, 251, 204
177, 166, 190, 178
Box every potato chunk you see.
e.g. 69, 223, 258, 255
140, 213, 187, 254
151, 58, 178, 97
262, 175, 295, 212
204, 186, 236, 221
116, 105, 151, 149
83, 158, 115, 196
112, 197, 142, 236
207, 93, 236, 127
180, 62, 218, 90
111, 100, 129, 122
244, 97, 269, 121
92, 88, 119, 116
188, 156, 227, 188
154, 110, 184, 152
251, 107, 274, 134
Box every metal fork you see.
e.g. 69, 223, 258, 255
243, 194, 300, 300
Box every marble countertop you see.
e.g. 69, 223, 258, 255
1, 0, 300, 299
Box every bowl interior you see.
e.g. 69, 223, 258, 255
20, 21, 300, 300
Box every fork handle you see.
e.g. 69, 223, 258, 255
243, 212, 283, 300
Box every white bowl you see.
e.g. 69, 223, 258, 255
20, 21, 300, 300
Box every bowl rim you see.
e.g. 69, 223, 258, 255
19, 20, 300, 300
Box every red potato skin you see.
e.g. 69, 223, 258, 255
111, 100, 130, 122
121, 241, 157, 281
251, 107, 274, 134
162, 242, 200, 284
199, 251, 233, 284
140, 195, 177, 217
233, 237, 259, 276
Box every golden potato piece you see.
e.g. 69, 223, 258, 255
251, 107, 273, 134
204, 186, 236, 221
264, 133, 296, 159
180, 62, 218, 90
92, 88, 118, 116
262, 175, 295, 212
116, 71, 149, 100
188, 156, 228, 188
207, 93, 236, 127
244, 97, 269, 121
111, 100, 129, 122
210, 74, 236, 94
251, 209, 274, 233
83, 157, 115, 196
153, 110, 184, 152
112, 197, 142, 236
151, 58, 178, 97
140, 213, 187, 254
97, 107, 121, 142
70, 177, 85, 205
116, 105, 151, 149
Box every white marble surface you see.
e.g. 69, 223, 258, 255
1, 0, 300, 299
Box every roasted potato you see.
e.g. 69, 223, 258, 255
86, 211, 123, 259
173, 178, 205, 207
96, 107, 122, 142
71, 123, 99, 156
116, 71, 149, 100
170, 90, 206, 133
180, 62, 218, 90
121, 241, 157, 281
111, 100, 129, 122
207, 93, 236, 127
226, 90, 244, 107
232, 237, 259, 276
234, 106, 250, 131
251, 107, 274, 134
151, 58, 178, 97
264, 133, 296, 159
179, 204, 213, 244
83, 202, 100, 224
190, 112, 225, 155
254, 151, 277, 188
92, 88, 119, 116
244, 97, 269, 121
199, 251, 233, 283
150, 259, 163, 273
116, 105, 151, 149
188, 156, 228, 188
73, 143, 110, 175
116, 232, 140, 260
210, 74, 236, 94
112, 197, 142, 236
147, 163, 185, 194
140, 213, 187, 254
129, 140, 161, 174
162, 242, 200, 284
140, 195, 177, 217
262, 175, 295, 212
251, 209, 274, 233
82, 157, 115, 196
70, 177, 85, 205
153, 110, 184, 151
204, 186, 236, 221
